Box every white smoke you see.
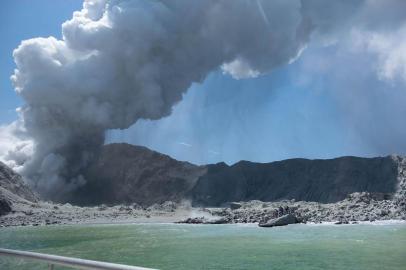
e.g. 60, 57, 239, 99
354, 27, 406, 82
0, 120, 33, 172
8, 0, 310, 199
6, 0, 406, 200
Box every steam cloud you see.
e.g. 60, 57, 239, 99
4, 0, 406, 200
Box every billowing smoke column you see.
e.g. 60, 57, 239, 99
10, 0, 310, 199
9, 0, 383, 200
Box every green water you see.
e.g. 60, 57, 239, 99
0, 223, 405, 270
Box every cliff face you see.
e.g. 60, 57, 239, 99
0, 161, 38, 215
0, 161, 38, 203
71, 143, 207, 205
2, 144, 404, 219
68, 144, 404, 206
191, 156, 402, 206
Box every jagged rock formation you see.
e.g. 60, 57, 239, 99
393, 156, 406, 199
0, 161, 38, 203
69, 144, 405, 207
191, 156, 402, 206
71, 143, 207, 205
0, 161, 38, 216
206, 192, 406, 224
0, 198, 12, 216
258, 213, 299, 227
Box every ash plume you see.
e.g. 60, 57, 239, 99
5, 0, 406, 200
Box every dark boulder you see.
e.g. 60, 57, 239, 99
258, 214, 299, 227
204, 217, 229, 224
0, 198, 12, 216
176, 216, 229, 224
334, 220, 349, 225
176, 217, 205, 224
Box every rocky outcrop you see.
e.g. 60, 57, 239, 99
0, 198, 12, 216
258, 214, 299, 227
71, 143, 207, 206
393, 156, 406, 204
191, 156, 402, 206
207, 192, 406, 225
176, 216, 229, 224
0, 161, 38, 203
0, 161, 38, 217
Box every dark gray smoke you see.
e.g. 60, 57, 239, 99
5, 0, 406, 200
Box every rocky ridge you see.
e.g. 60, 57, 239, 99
71, 144, 406, 208
0, 161, 38, 202
0, 161, 38, 216
191, 155, 402, 206
71, 143, 207, 205
393, 156, 406, 203
1, 145, 406, 227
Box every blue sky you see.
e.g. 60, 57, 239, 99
0, 0, 82, 124
106, 48, 369, 165
2, 0, 406, 166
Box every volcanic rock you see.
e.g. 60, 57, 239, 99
191, 156, 404, 206
65, 144, 406, 208
71, 143, 207, 206
258, 214, 299, 227
0, 198, 12, 216
0, 161, 38, 203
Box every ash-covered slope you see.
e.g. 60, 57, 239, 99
191, 156, 403, 206
71, 143, 207, 205
0, 161, 38, 202
0, 161, 38, 215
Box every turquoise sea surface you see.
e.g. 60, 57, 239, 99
0, 222, 405, 270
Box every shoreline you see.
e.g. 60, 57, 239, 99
1, 219, 406, 229
1, 191, 405, 228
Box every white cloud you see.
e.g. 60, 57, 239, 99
0, 121, 33, 172
350, 25, 406, 83
221, 59, 260, 80
368, 29, 406, 82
